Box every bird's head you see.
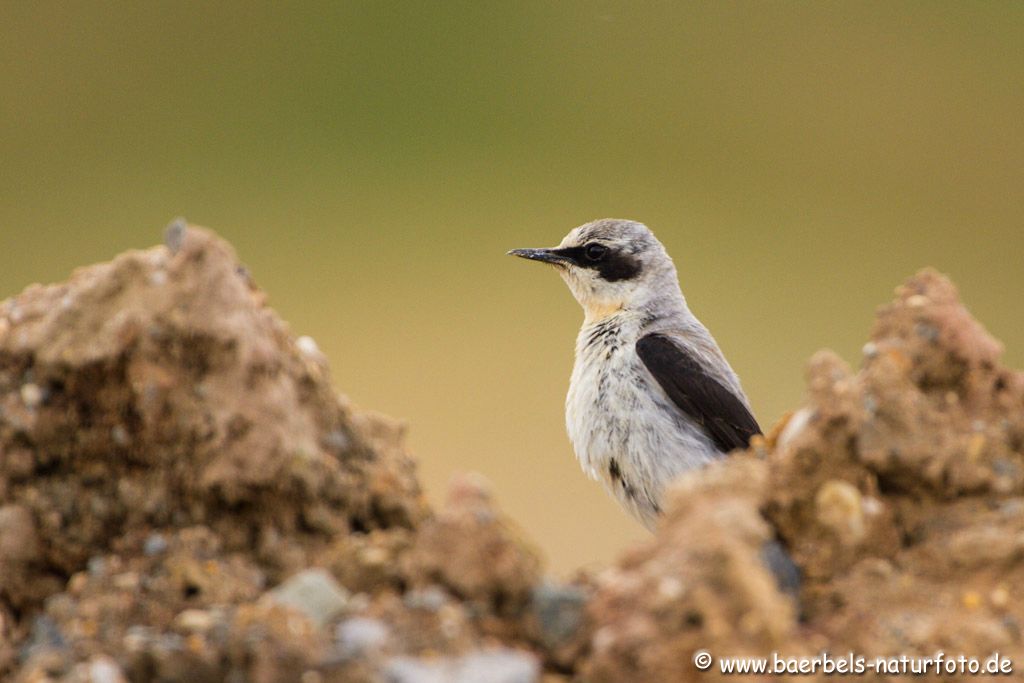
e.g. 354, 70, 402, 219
509, 219, 681, 323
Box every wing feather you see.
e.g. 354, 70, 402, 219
635, 333, 761, 453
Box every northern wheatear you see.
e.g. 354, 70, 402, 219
508, 218, 761, 530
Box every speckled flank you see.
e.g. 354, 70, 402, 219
567, 305, 723, 529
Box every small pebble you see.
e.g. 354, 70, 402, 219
0, 504, 40, 563
656, 577, 683, 601
914, 322, 939, 342
174, 609, 216, 633
87, 556, 107, 577
165, 218, 187, 254
335, 617, 390, 657
862, 496, 884, 517
999, 499, 1024, 518
20, 383, 43, 409
404, 586, 447, 612
113, 572, 140, 590
457, 650, 540, 683
122, 626, 151, 653
88, 654, 127, 683
20, 615, 66, 662
67, 572, 89, 595
776, 408, 812, 451
385, 648, 539, 683
268, 569, 350, 628
111, 425, 130, 447
858, 557, 895, 579
530, 582, 587, 648
360, 546, 389, 566
149, 270, 168, 287
815, 480, 865, 543
992, 458, 1020, 478
323, 429, 350, 452
296, 335, 321, 357
991, 585, 1010, 608
143, 533, 168, 556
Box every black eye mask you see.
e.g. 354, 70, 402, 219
551, 245, 643, 282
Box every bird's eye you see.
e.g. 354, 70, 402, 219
584, 243, 608, 261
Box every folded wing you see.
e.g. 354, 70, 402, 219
635, 333, 761, 453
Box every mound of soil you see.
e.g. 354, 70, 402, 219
0, 225, 1021, 682
0, 226, 546, 682
581, 270, 1024, 682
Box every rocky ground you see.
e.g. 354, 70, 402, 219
0, 224, 1020, 682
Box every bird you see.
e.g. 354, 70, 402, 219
508, 219, 801, 593
508, 218, 762, 530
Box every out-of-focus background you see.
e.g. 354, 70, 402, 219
2, 2, 1022, 574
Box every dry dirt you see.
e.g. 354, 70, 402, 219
0, 225, 1021, 682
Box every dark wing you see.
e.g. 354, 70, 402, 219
635, 333, 761, 453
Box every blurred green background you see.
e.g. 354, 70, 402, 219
2, 2, 1022, 574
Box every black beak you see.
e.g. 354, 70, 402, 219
507, 248, 574, 266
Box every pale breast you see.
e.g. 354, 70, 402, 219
565, 320, 720, 529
